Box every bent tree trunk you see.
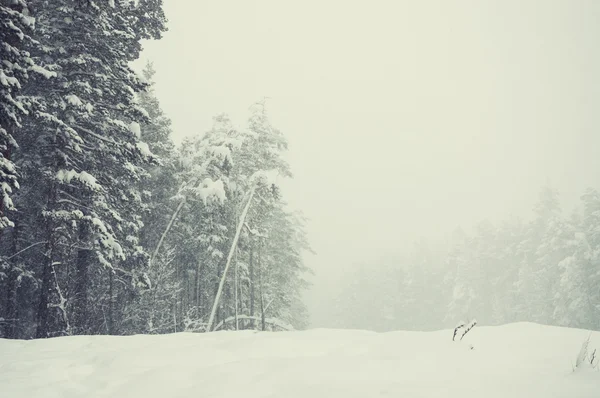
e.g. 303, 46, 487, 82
150, 197, 186, 268
206, 187, 255, 332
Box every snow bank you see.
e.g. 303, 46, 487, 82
1, 323, 598, 397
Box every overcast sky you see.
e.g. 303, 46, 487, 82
134, 0, 600, 326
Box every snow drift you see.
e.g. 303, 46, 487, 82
1, 322, 599, 397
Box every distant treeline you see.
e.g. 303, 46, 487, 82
333, 187, 600, 332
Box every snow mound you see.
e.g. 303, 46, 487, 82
1, 323, 599, 397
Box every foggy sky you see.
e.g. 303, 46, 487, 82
133, 0, 600, 327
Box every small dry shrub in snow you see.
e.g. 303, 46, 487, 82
452, 319, 477, 342
574, 335, 598, 372
452, 319, 477, 350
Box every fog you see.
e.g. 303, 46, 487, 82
135, 0, 600, 329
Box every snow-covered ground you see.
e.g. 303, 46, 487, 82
1, 322, 599, 397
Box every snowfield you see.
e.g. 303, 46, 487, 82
1, 322, 599, 397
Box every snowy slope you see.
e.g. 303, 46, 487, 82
1, 323, 599, 397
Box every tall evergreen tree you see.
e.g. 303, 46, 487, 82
0, 0, 37, 230
6, 0, 167, 337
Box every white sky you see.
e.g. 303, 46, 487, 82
134, 0, 600, 326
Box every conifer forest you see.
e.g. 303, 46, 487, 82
1, 0, 309, 338
1, 1, 600, 341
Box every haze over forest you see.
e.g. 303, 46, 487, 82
136, 0, 600, 329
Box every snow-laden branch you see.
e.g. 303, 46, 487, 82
150, 176, 227, 268
264, 297, 276, 313
6, 241, 48, 260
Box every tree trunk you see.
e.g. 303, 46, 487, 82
3, 271, 17, 338
258, 246, 266, 331
3, 221, 19, 338
249, 245, 254, 329
197, 264, 204, 316
234, 241, 239, 330
73, 224, 91, 334
36, 239, 55, 338
195, 262, 201, 311
206, 187, 255, 332
177, 261, 183, 332
36, 192, 61, 340
108, 270, 114, 335
223, 281, 229, 329
173, 300, 177, 332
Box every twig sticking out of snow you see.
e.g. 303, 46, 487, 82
460, 319, 477, 341
453, 322, 466, 341
576, 335, 591, 369
575, 335, 598, 371
452, 319, 477, 341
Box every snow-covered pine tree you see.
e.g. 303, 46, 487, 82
445, 233, 476, 325
553, 189, 600, 329
579, 189, 600, 330
0, 0, 37, 230
136, 61, 177, 251
9, 0, 167, 337
443, 220, 501, 327
202, 100, 314, 332
245, 201, 311, 331
408, 240, 447, 330
117, 61, 179, 334
490, 216, 525, 325
132, 113, 240, 332
224, 101, 308, 330
0, 0, 38, 338
512, 186, 564, 324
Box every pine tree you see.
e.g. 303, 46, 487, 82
0, 0, 39, 230
553, 189, 600, 329
136, 61, 177, 251
491, 216, 525, 325
513, 186, 564, 324
445, 232, 475, 325
6, 0, 168, 337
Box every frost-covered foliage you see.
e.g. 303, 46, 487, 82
0, 81, 311, 338
0, 0, 169, 338
137, 101, 311, 334
0, 0, 36, 230
21, 0, 167, 337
